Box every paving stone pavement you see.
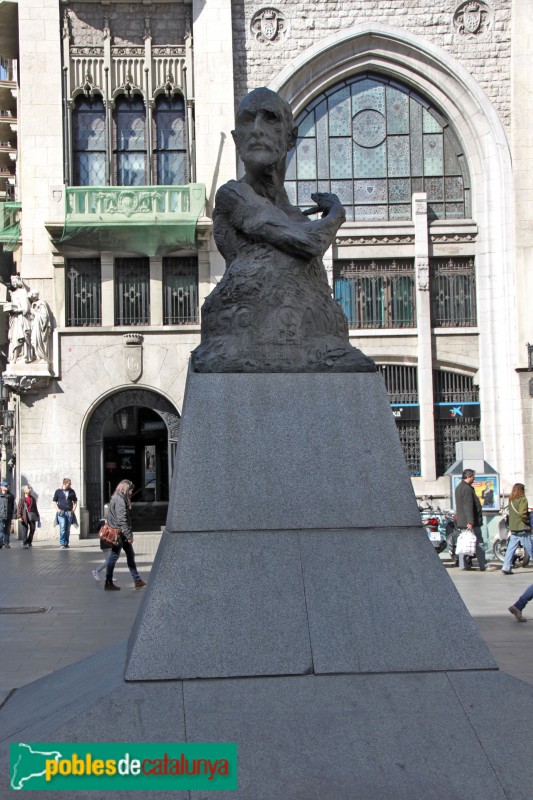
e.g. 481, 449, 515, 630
0, 539, 532, 710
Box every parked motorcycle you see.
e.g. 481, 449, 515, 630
492, 510, 530, 568
419, 501, 448, 554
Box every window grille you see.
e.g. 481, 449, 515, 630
433, 370, 479, 403
397, 421, 421, 476
115, 258, 150, 325
435, 418, 480, 476
72, 95, 106, 186
434, 370, 480, 475
334, 259, 416, 329
163, 257, 198, 324
66, 258, 102, 326
430, 258, 476, 327
286, 72, 470, 222
114, 95, 146, 186
154, 95, 187, 185
378, 364, 418, 403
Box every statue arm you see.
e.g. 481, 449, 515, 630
216, 183, 345, 260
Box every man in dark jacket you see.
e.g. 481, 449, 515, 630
455, 468, 486, 570
52, 477, 77, 549
0, 481, 15, 548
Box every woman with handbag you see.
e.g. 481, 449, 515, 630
501, 483, 533, 575
17, 485, 40, 548
103, 479, 146, 592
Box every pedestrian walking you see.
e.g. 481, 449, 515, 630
52, 478, 77, 549
509, 584, 533, 622
0, 481, 15, 549
17, 485, 40, 548
91, 518, 114, 581
455, 468, 486, 571
501, 483, 532, 575
103, 479, 146, 591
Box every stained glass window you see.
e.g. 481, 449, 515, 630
114, 95, 146, 186
286, 73, 470, 221
72, 95, 106, 186
153, 94, 187, 185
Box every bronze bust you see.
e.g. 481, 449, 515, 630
191, 88, 375, 373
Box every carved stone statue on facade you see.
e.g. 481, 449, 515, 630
30, 299, 52, 363
6, 276, 35, 365
191, 88, 375, 373
5, 276, 52, 368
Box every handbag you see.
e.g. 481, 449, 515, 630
28, 511, 39, 522
456, 529, 477, 556
98, 521, 122, 547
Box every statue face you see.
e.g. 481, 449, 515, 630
232, 90, 297, 173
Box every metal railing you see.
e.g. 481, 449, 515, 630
430, 257, 477, 327
334, 259, 416, 329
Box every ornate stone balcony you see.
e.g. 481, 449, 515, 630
48, 184, 208, 256
0, 200, 20, 250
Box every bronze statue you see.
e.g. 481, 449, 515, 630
191, 88, 375, 373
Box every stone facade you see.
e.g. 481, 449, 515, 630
232, 1, 512, 128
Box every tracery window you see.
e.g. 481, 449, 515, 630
113, 94, 146, 186
286, 73, 470, 222
153, 94, 187, 185
72, 95, 106, 186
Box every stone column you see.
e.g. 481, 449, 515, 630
413, 193, 436, 482
101, 252, 114, 327
192, 0, 235, 285
150, 257, 163, 326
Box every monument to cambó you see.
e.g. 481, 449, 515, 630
1, 90, 533, 800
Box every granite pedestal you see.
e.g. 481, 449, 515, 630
2, 370, 533, 799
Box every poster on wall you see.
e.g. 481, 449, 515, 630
451, 474, 500, 512
144, 444, 156, 490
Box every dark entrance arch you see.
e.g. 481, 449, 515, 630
85, 388, 180, 531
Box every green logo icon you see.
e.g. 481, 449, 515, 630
10, 743, 238, 791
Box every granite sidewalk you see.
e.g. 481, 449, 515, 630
0, 536, 532, 707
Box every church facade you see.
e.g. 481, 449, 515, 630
0, 0, 530, 536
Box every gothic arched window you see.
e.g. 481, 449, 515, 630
286, 73, 470, 222
114, 94, 146, 186
153, 94, 187, 185
72, 94, 106, 186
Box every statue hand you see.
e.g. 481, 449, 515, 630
302, 192, 345, 220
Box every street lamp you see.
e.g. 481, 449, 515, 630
114, 407, 133, 432
1, 409, 14, 431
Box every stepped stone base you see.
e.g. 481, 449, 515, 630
1, 370, 533, 798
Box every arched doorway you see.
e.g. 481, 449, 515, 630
85, 389, 180, 532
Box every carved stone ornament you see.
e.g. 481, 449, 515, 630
123, 333, 143, 383
417, 257, 430, 292
191, 88, 375, 374
251, 8, 287, 46
453, 1, 493, 38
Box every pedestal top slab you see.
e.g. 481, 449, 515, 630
167, 371, 421, 533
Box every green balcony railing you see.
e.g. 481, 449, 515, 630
61, 184, 206, 256
0, 200, 20, 250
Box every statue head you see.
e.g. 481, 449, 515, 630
232, 88, 298, 176
10, 275, 23, 289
